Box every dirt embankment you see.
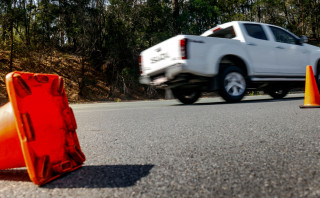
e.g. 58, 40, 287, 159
0, 50, 161, 106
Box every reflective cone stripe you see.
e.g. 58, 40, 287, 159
300, 65, 320, 108
0, 71, 85, 185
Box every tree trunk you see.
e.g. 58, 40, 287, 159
59, 0, 65, 46
23, 0, 31, 47
9, 0, 17, 72
172, 0, 180, 35
9, 26, 14, 71
78, 57, 86, 97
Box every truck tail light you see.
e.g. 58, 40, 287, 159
139, 55, 142, 74
213, 27, 221, 33
180, 38, 188, 60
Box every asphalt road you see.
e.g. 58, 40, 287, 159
0, 94, 319, 197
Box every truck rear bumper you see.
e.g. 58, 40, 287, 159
139, 75, 151, 85
139, 63, 219, 91
139, 63, 184, 85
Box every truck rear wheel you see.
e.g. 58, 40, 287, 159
171, 88, 201, 104
219, 66, 246, 103
266, 87, 289, 99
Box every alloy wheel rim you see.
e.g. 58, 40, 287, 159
224, 72, 246, 96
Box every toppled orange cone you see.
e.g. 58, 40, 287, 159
300, 65, 320, 108
0, 71, 85, 185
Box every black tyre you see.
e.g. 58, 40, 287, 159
316, 65, 320, 91
171, 88, 201, 104
267, 87, 289, 99
218, 66, 247, 103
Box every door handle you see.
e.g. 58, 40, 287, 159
276, 46, 285, 49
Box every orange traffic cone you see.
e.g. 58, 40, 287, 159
300, 65, 320, 108
0, 71, 85, 185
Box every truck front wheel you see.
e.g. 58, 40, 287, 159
219, 66, 247, 103
316, 64, 320, 91
171, 88, 201, 104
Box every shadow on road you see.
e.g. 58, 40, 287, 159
0, 165, 154, 188
173, 96, 304, 106
0, 169, 30, 182
43, 164, 154, 188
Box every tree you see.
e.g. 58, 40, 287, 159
181, 0, 220, 35
1, 0, 320, 101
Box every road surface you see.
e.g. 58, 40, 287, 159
0, 94, 319, 197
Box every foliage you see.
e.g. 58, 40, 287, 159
0, 0, 320, 100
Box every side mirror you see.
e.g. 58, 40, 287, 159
300, 35, 308, 44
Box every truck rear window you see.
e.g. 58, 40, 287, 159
244, 24, 268, 40
208, 26, 236, 39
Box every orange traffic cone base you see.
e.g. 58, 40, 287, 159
300, 104, 320, 108
4, 72, 85, 185
300, 66, 320, 109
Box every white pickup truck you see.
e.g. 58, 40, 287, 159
139, 21, 320, 104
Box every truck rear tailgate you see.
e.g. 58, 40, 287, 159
140, 35, 186, 76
